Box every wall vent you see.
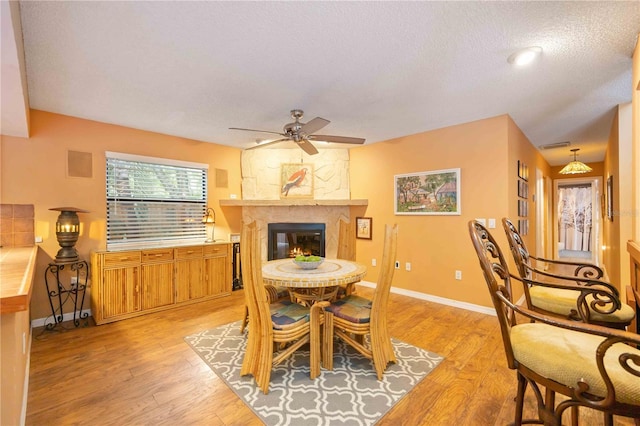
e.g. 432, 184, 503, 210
540, 141, 571, 150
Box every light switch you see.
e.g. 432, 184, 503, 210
488, 218, 496, 229
475, 218, 486, 226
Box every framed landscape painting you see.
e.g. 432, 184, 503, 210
394, 168, 461, 215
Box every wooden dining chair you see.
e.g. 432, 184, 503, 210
470, 220, 640, 425
239, 221, 327, 394
322, 223, 398, 379
502, 217, 635, 330
335, 217, 357, 298
239, 283, 289, 333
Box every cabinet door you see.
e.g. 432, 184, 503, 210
141, 262, 174, 309
102, 266, 139, 319
204, 255, 229, 296
175, 259, 203, 302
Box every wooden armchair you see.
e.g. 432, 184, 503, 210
502, 218, 635, 329
240, 221, 327, 394
323, 223, 398, 379
470, 220, 640, 425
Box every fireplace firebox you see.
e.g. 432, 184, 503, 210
268, 223, 326, 260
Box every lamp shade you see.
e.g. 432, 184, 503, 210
559, 149, 592, 175
49, 207, 89, 263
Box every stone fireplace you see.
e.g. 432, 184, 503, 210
219, 199, 368, 262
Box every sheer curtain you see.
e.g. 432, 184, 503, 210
557, 184, 592, 252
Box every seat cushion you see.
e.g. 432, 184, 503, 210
270, 300, 309, 330
510, 322, 640, 405
324, 295, 372, 323
530, 285, 635, 324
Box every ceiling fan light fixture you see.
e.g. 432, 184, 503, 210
508, 46, 542, 66
559, 148, 592, 175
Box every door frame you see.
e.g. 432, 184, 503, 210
553, 176, 603, 264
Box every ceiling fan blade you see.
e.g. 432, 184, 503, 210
300, 117, 330, 135
310, 135, 365, 144
229, 127, 285, 136
245, 138, 290, 150
297, 139, 319, 155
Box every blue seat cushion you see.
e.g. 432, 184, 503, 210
324, 295, 372, 324
270, 300, 310, 330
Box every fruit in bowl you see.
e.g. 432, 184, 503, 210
293, 255, 324, 270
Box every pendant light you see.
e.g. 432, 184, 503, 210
559, 148, 592, 175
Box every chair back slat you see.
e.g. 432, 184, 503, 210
337, 217, 356, 261
371, 224, 398, 321
468, 220, 518, 369
501, 218, 531, 278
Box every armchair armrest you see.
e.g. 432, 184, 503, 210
529, 255, 604, 280
512, 273, 625, 324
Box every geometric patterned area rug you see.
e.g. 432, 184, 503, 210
184, 321, 444, 426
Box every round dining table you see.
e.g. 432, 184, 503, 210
261, 258, 367, 305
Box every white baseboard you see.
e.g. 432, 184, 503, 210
31, 309, 92, 329
357, 280, 497, 316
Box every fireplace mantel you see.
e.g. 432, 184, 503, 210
221, 199, 367, 261
219, 199, 368, 207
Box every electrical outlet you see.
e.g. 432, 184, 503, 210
475, 218, 486, 226
394, 261, 400, 269
455, 270, 462, 280
70, 276, 78, 288
405, 262, 411, 271
371, 258, 377, 266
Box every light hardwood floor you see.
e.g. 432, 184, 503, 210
27, 287, 635, 425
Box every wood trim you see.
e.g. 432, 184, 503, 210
0, 247, 37, 314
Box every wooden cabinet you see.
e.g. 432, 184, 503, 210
91, 243, 231, 325
204, 244, 231, 297
140, 248, 174, 310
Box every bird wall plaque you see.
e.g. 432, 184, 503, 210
280, 164, 313, 199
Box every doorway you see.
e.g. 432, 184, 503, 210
554, 177, 602, 264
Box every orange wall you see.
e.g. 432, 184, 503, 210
2, 110, 551, 315
1, 110, 243, 318
349, 114, 548, 307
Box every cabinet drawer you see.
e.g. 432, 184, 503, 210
204, 244, 228, 257
142, 248, 174, 263
175, 246, 203, 259
102, 252, 141, 267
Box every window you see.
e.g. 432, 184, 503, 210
106, 152, 208, 250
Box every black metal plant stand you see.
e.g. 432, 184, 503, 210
44, 259, 89, 329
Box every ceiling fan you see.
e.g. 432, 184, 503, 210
229, 109, 365, 155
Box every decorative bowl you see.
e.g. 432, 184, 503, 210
293, 257, 324, 270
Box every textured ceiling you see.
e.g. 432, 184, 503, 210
13, 1, 640, 165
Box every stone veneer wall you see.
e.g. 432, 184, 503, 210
241, 149, 350, 200
239, 149, 353, 260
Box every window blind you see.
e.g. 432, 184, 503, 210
106, 153, 208, 250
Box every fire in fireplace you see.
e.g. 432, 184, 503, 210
267, 223, 326, 260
